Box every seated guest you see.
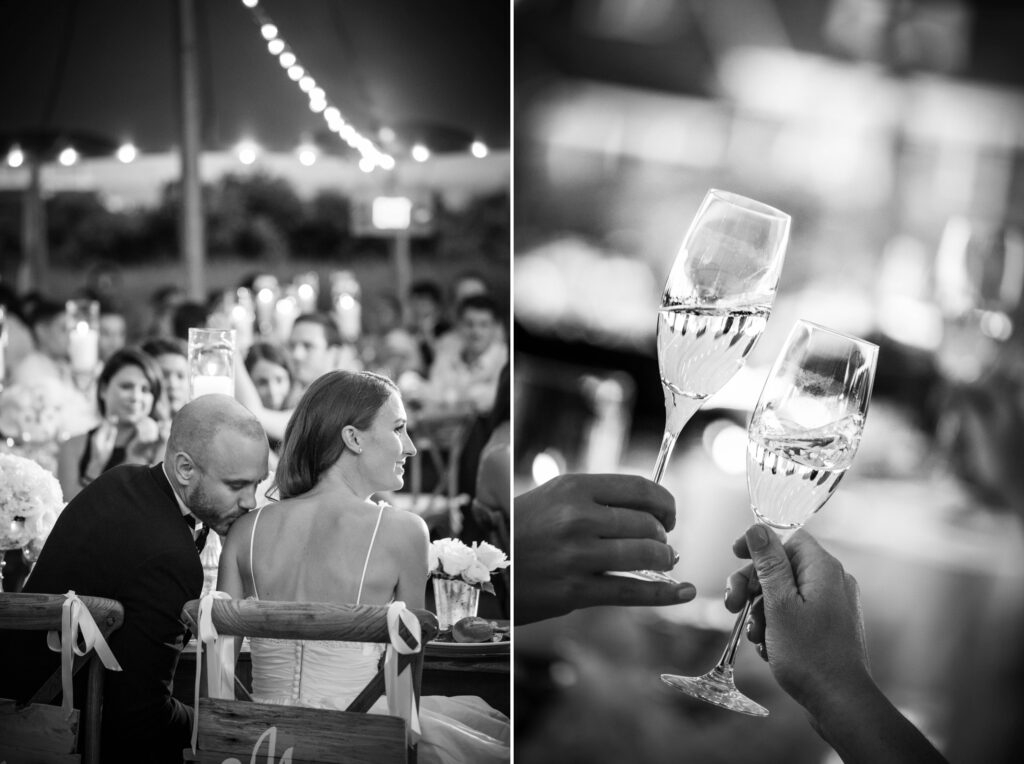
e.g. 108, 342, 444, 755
98, 299, 128, 363
171, 300, 210, 342
57, 347, 169, 501
243, 341, 294, 461
423, 295, 507, 416
288, 312, 361, 400
10, 297, 71, 385
140, 337, 190, 419
408, 280, 451, 369
0, 395, 269, 764
472, 363, 511, 532
245, 341, 295, 413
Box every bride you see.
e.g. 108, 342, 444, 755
218, 370, 509, 763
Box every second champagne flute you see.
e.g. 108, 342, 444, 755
661, 320, 878, 715
628, 189, 790, 584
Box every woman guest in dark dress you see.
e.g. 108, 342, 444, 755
57, 347, 169, 501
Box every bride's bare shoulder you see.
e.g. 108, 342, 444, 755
380, 503, 429, 541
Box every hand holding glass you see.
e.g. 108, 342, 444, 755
661, 320, 878, 715
629, 189, 790, 584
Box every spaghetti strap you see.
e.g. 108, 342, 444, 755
355, 504, 386, 605
248, 506, 266, 600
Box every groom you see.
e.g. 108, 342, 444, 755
0, 395, 269, 763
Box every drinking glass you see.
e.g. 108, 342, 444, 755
661, 320, 878, 715
629, 189, 790, 584
933, 216, 1024, 383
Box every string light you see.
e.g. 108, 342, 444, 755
471, 140, 489, 158
6, 145, 24, 168
239, 0, 391, 170
236, 139, 259, 165
297, 143, 317, 166
411, 143, 430, 162
58, 147, 79, 166
116, 142, 138, 163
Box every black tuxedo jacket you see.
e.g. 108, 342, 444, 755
0, 463, 202, 763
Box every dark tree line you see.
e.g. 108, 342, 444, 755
0, 171, 509, 268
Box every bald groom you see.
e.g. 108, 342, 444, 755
0, 395, 269, 763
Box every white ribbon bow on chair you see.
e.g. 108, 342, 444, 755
191, 590, 236, 753
45, 590, 122, 719
385, 601, 423, 747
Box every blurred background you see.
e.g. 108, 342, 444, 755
514, 0, 1024, 762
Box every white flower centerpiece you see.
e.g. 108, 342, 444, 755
0, 452, 65, 590
428, 538, 510, 630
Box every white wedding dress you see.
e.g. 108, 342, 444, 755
245, 505, 510, 764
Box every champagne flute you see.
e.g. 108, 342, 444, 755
661, 320, 878, 715
628, 189, 790, 584
934, 216, 1024, 383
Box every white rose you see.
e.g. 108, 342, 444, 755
462, 559, 492, 585
438, 540, 476, 577
473, 541, 509, 572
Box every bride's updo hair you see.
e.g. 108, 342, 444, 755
274, 370, 400, 499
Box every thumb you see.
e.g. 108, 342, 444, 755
745, 524, 795, 603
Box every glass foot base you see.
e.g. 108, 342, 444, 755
661, 668, 769, 717
607, 569, 679, 584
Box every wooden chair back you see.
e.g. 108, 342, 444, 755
181, 599, 439, 764
0, 592, 125, 764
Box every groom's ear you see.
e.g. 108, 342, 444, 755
170, 450, 197, 485
341, 425, 360, 453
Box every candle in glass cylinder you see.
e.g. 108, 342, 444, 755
191, 374, 234, 398
68, 320, 99, 373
188, 328, 236, 401
274, 293, 299, 343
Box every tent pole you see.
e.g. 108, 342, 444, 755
176, 0, 206, 302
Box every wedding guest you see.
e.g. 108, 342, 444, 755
172, 300, 210, 342
10, 297, 70, 385
472, 362, 511, 530
97, 299, 128, 363
244, 341, 295, 412
424, 295, 507, 416
56, 347, 169, 501
141, 337, 189, 419
408, 279, 451, 369
146, 284, 188, 339
0, 395, 269, 764
218, 371, 510, 763
288, 312, 360, 397
514, 474, 692, 625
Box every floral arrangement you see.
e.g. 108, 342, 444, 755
0, 377, 96, 443
0, 452, 65, 551
429, 538, 510, 595
0, 377, 97, 473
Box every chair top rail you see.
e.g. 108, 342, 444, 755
181, 599, 439, 644
0, 592, 124, 633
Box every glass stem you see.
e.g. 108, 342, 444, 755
651, 428, 680, 484
715, 597, 753, 671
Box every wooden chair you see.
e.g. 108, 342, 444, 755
181, 599, 439, 764
408, 406, 476, 534
0, 592, 125, 764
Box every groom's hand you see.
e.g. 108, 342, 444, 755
514, 473, 695, 625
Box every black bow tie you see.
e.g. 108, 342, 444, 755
194, 525, 210, 553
